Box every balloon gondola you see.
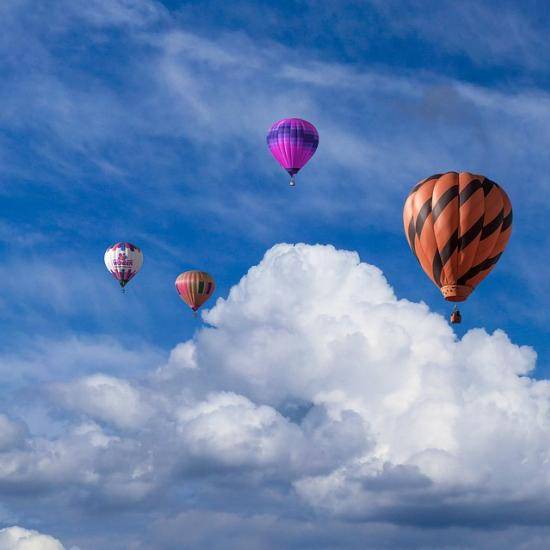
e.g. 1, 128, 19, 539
450, 305, 462, 325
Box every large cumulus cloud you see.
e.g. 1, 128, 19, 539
0, 243, 548, 548
185, 244, 546, 525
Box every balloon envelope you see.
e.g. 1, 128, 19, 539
403, 172, 512, 302
104, 242, 143, 288
175, 270, 216, 312
267, 118, 319, 184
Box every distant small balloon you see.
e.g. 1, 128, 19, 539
104, 242, 143, 289
175, 270, 216, 313
267, 118, 319, 186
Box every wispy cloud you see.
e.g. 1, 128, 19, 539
370, 0, 550, 71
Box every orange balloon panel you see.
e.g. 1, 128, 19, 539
403, 172, 512, 302
175, 271, 216, 311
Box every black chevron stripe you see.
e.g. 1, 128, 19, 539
482, 178, 495, 196
424, 173, 444, 183
407, 217, 417, 256
459, 179, 483, 205
501, 209, 513, 231
408, 182, 424, 197
440, 229, 459, 267
457, 253, 502, 285
415, 197, 432, 237
432, 229, 459, 287
408, 174, 443, 197
432, 185, 459, 222
458, 215, 484, 250
432, 251, 443, 288
480, 209, 503, 240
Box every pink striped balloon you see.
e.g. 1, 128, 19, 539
267, 118, 319, 186
175, 270, 216, 314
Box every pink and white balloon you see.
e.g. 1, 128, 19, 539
104, 242, 143, 289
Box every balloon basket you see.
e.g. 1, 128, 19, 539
450, 306, 462, 325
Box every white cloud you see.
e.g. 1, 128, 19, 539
0, 526, 65, 550
169, 244, 547, 524
175, 391, 303, 469
0, 334, 163, 393
0, 415, 26, 452
0, 243, 548, 547
52, 374, 153, 430
72, 0, 166, 28
371, 0, 547, 70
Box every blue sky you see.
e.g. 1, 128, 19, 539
1, 1, 550, 548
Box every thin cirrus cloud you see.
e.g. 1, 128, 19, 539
1, 0, 549, 273
368, 0, 549, 71
2, 0, 550, 200
1, 0, 549, 252
0, 244, 549, 548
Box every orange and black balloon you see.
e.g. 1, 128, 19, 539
403, 172, 512, 324
175, 270, 216, 315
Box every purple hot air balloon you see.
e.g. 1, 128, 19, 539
267, 118, 319, 186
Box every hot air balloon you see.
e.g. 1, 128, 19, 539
104, 242, 143, 291
175, 270, 215, 315
267, 118, 319, 186
403, 172, 512, 324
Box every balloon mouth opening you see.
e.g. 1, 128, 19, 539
441, 284, 473, 302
